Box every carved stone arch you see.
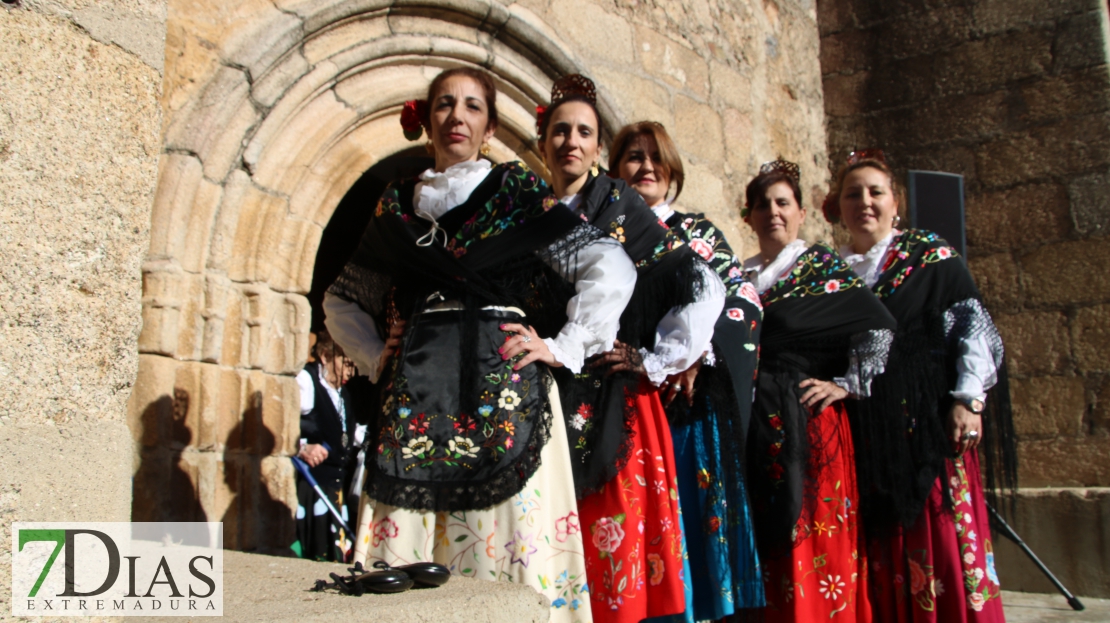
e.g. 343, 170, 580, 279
132, 0, 622, 546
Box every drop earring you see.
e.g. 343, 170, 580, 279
480, 142, 491, 156
590, 162, 599, 177
893, 214, 902, 228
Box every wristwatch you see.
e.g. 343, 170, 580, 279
960, 396, 986, 414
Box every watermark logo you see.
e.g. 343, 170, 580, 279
12, 522, 223, 617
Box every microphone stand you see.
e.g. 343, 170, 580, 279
987, 503, 1084, 611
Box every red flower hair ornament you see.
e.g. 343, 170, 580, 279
400, 99, 429, 141
534, 105, 547, 134
821, 192, 841, 224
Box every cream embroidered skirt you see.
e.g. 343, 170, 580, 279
353, 379, 592, 623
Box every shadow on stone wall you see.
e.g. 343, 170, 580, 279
132, 391, 206, 526
131, 388, 294, 555
221, 390, 295, 555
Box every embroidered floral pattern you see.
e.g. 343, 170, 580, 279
377, 337, 534, 471
759, 243, 866, 307
569, 403, 593, 432
764, 472, 866, 618
765, 413, 786, 486
373, 162, 553, 258
592, 517, 626, 554
647, 553, 665, 586
673, 213, 759, 300
585, 444, 683, 614
556, 512, 581, 543
358, 484, 590, 622
633, 231, 687, 269
950, 457, 1001, 611
873, 229, 959, 300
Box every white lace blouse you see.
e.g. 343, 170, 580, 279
324, 161, 637, 382
840, 232, 998, 403
557, 193, 726, 386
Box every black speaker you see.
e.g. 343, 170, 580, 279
907, 170, 966, 259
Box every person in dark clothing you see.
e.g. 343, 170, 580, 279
293, 330, 358, 561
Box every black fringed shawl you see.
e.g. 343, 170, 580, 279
851, 229, 1017, 535
553, 173, 707, 498
328, 161, 604, 512
747, 242, 897, 557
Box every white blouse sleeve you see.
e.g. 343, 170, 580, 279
323, 293, 385, 383
296, 368, 315, 416
952, 333, 999, 402
943, 298, 1002, 404
541, 236, 637, 373
639, 261, 726, 386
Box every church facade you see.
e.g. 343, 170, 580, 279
2, 0, 1108, 598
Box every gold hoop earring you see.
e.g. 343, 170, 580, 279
480, 142, 491, 156
590, 162, 599, 177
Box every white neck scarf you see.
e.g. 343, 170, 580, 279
411, 159, 493, 247
840, 230, 899, 288
650, 199, 675, 223
742, 238, 809, 294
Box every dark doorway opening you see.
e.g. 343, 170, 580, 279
307, 147, 434, 331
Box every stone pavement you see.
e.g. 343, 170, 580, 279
1003, 591, 1110, 623
143, 550, 551, 623
137, 550, 1110, 623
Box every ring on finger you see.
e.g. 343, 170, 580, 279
521, 335, 532, 343
961, 430, 980, 441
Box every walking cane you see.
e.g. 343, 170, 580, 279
292, 455, 354, 536
987, 503, 1084, 611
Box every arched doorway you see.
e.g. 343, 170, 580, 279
129, 0, 625, 552
308, 147, 434, 333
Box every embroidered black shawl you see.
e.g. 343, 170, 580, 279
853, 229, 1017, 535
328, 161, 602, 512
747, 242, 897, 556
554, 173, 707, 498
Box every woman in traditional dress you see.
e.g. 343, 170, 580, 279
324, 67, 639, 623
610, 120, 766, 620
535, 75, 725, 623
827, 151, 1013, 622
742, 158, 896, 622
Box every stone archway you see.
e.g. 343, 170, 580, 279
128, 0, 625, 551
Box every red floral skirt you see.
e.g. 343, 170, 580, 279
868, 450, 1005, 623
763, 401, 872, 622
578, 381, 685, 623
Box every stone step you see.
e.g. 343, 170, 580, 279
141, 550, 1110, 623
143, 550, 552, 623
1002, 590, 1110, 623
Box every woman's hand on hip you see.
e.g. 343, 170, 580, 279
798, 378, 849, 413
662, 357, 703, 407
500, 323, 561, 370
590, 340, 647, 377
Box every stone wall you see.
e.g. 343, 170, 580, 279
0, 0, 165, 608
133, 0, 832, 551
819, 0, 1110, 597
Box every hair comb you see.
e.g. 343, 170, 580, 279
847, 148, 886, 165
759, 157, 801, 184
